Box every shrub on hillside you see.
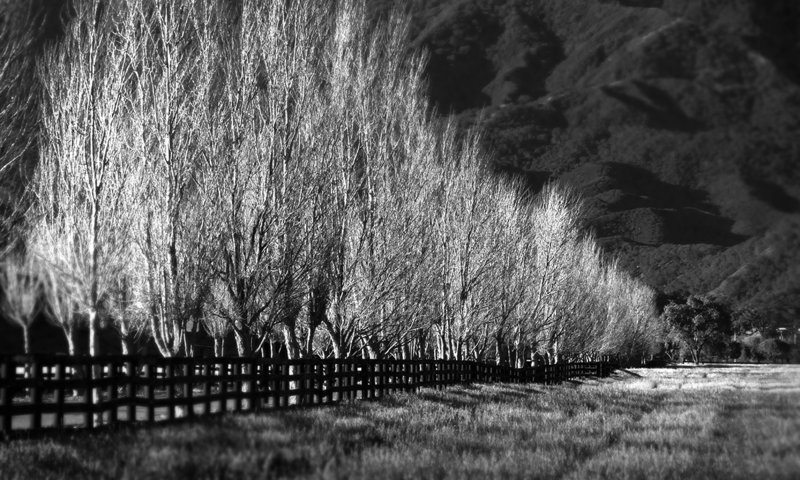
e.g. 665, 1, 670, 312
756, 338, 792, 363
662, 295, 732, 364
725, 341, 742, 361
739, 334, 763, 362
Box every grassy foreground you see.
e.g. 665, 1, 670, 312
1, 365, 798, 479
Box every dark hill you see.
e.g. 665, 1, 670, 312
377, 0, 800, 322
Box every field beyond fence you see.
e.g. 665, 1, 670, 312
0, 355, 614, 437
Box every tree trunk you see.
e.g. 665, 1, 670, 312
183, 336, 193, 357
233, 328, 252, 357
213, 337, 223, 357
22, 324, 30, 354
87, 309, 101, 427
64, 326, 76, 356
150, 314, 173, 357
304, 324, 316, 358
282, 324, 300, 360
366, 344, 379, 360
88, 310, 99, 357
327, 328, 344, 359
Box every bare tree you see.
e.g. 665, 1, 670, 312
480, 183, 534, 365
0, 256, 41, 354
126, 0, 215, 357
426, 127, 505, 361
40, 267, 78, 355
202, 280, 233, 357
18, 0, 661, 365
197, 0, 328, 357
32, 0, 142, 359
525, 185, 584, 363
312, 3, 439, 360
100, 273, 150, 356
0, 15, 37, 258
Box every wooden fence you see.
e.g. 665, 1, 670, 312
0, 355, 614, 437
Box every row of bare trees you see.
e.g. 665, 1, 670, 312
0, 0, 660, 365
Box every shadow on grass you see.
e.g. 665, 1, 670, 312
415, 385, 545, 410
663, 363, 775, 369
564, 379, 585, 387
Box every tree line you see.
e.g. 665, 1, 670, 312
0, 0, 661, 365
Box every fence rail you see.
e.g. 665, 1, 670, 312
0, 355, 614, 437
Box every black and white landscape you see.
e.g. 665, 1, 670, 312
0, 1, 798, 478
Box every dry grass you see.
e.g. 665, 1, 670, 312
1, 365, 798, 479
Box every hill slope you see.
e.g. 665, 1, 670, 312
384, 0, 800, 323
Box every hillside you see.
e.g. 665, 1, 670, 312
376, 0, 800, 324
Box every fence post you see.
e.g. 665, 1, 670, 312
186, 358, 195, 418
310, 361, 317, 405
234, 362, 244, 412
339, 362, 347, 403
301, 361, 308, 406
84, 358, 95, 429
332, 361, 339, 403
56, 360, 66, 428
250, 359, 259, 411
370, 362, 377, 399
281, 362, 290, 408
319, 361, 327, 404
303, 361, 311, 405
127, 357, 138, 423
315, 361, 322, 404
349, 361, 357, 402
203, 361, 212, 415
30, 357, 42, 431
293, 362, 301, 406
360, 362, 368, 400
167, 362, 177, 421
326, 361, 335, 404
389, 362, 396, 394
349, 360, 356, 400
270, 362, 280, 409
145, 362, 155, 423
220, 361, 229, 413
427, 361, 432, 389
378, 361, 384, 398
108, 361, 118, 425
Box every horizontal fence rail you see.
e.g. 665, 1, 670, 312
0, 355, 615, 437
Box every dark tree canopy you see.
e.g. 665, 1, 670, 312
662, 296, 732, 364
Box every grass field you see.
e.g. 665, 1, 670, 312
1, 364, 798, 479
